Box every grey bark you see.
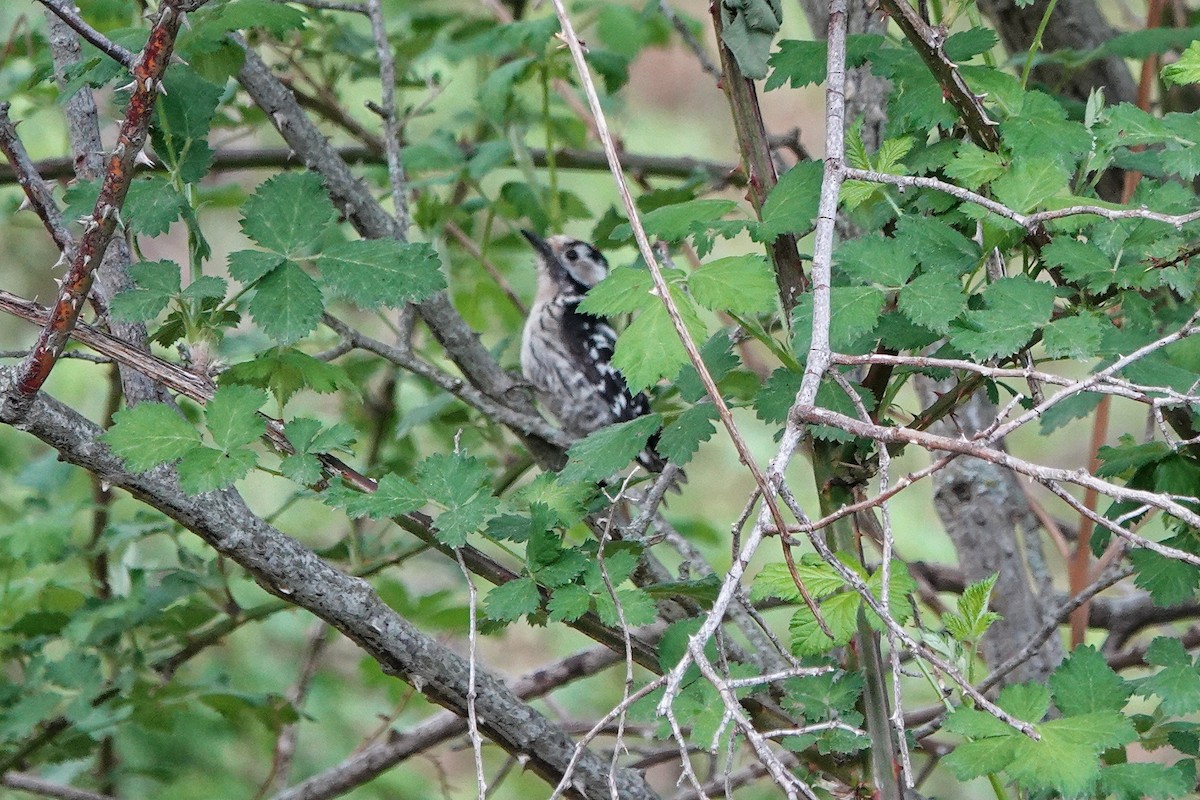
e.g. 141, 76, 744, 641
0, 366, 660, 800
914, 380, 1064, 685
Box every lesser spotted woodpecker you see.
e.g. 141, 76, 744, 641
520, 230, 666, 473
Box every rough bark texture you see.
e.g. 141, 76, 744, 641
0, 366, 660, 800
915, 380, 1064, 685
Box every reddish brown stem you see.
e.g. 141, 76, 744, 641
5, 1, 195, 416
1068, 393, 1110, 647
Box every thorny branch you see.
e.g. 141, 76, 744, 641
5, 0, 201, 418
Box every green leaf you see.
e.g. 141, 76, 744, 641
479, 56, 535, 120
547, 584, 592, 622
1050, 645, 1130, 715
577, 267, 661, 316
991, 157, 1069, 213
718, 0, 782, 79
836, 235, 917, 287
484, 577, 541, 622
1042, 312, 1107, 359
417, 454, 498, 547
657, 404, 719, 466
124, 176, 184, 237
1041, 238, 1115, 290
317, 240, 445, 308
1163, 41, 1200, 86
943, 26, 998, 61
674, 332, 740, 403
1007, 712, 1135, 796
247, 261, 325, 344
639, 199, 738, 242
176, 446, 258, 494
1100, 762, 1193, 800
204, 385, 266, 451
223, 347, 357, 408
1137, 637, 1200, 716
943, 573, 1001, 642
214, 0, 308, 36
228, 249, 287, 284
789, 590, 859, 657
595, 587, 658, 627
560, 415, 663, 484
102, 404, 201, 472
756, 160, 823, 240
1000, 91, 1093, 170
765, 39, 826, 90
898, 271, 967, 334
792, 286, 884, 354
241, 173, 336, 257
335, 473, 425, 520
110, 260, 181, 322
754, 366, 800, 424
945, 142, 1007, 189
612, 296, 707, 392
688, 255, 778, 313
895, 215, 981, 275
153, 67, 223, 183
950, 275, 1055, 360
1096, 436, 1171, 478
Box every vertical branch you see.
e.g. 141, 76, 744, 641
365, 0, 411, 234
6, 2, 198, 417
709, 6, 809, 314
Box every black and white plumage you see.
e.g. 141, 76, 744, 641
520, 230, 666, 472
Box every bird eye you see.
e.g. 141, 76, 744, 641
565, 248, 580, 262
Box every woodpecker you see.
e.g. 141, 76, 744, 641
520, 230, 666, 473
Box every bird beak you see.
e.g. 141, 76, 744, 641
521, 229, 554, 260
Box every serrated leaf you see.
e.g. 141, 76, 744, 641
1041, 238, 1115, 289
943, 26, 998, 61
1007, 712, 1135, 796
612, 296, 707, 392
205, 385, 266, 451
765, 39, 826, 90
153, 67, 222, 183
110, 260, 181, 322
1163, 41, 1200, 86
688, 254, 777, 313
756, 160, 822, 240
228, 250, 287, 284
898, 271, 966, 334
102, 404, 201, 472
484, 577, 541, 622
991, 157, 1069, 213
560, 415, 663, 484
950, 275, 1055, 359
176, 446, 258, 494
657, 404, 719, 466
1050, 645, 1130, 715
945, 142, 1007, 189
317, 239, 445, 308
789, 590, 859, 656
479, 56, 535, 120
639, 199, 737, 241
895, 216, 980, 275
1100, 762, 1193, 800
241, 173, 336, 256
1096, 437, 1170, 478
223, 347, 357, 408
335, 473, 425, 520
547, 584, 591, 622
1131, 546, 1200, 609
124, 176, 184, 237
792, 286, 884, 354
836, 235, 917, 287
247, 261, 325, 344
578, 266, 666, 316
595, 587, 658, 626
1043, 313, 1107, 359
180, 275, 227, 301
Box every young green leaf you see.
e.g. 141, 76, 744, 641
688, 255, 778, 314
102, 405, 202, 472
559, 415, 663, 484
317, 240, 445, 308
240, 172, 336, 257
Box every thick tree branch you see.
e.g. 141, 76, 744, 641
0, 369, 659, 800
